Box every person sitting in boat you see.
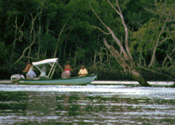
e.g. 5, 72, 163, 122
26, 67, 37, 79
23, 59, 32, 74
78, 65, 88, 77
64, 61, 72, 78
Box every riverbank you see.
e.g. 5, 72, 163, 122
91, 81, 174, 86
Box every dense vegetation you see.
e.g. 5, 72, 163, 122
0, 0, 175, 82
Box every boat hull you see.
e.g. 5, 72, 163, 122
19, 74, 97, 85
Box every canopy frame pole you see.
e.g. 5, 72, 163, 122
48, 58, 58, 79
49, 62, 57, 79
48, 62, 55, 79
57, 63, 64, 72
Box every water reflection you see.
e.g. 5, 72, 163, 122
0, 91, 27, 113
0, 84, 175, 124
55, 92, 175, 124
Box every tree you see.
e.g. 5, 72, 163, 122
131, 0, 175, 82
56, 0, 103, 66
90, 0, 150, 86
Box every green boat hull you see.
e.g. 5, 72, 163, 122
19, 74, 97, 85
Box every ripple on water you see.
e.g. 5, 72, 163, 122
0, 83, 175, 124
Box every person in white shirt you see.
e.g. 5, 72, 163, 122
78, 65, 88, 77
26, 67, 36, 79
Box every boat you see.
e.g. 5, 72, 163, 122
18, 58, 97, 85
19, 74, 97, 85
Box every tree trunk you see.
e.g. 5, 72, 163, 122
90, 1, 150, 86
130, 69, 150, 86
104, 39, 150, 86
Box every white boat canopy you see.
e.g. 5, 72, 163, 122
32, 58, 58, 79
32, 58, 58, 66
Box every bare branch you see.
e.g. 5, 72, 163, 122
158, 37, 172, 46
138, 65, 175, 81
14, 30, 36, 64
89, 2, 110, 31
29, 10, 42, 35
92, 25, 110, 35
104, 38, 124, 60
149, 15, 170, 67
143, 7, 156, 14
19, 17, 25, 41
54, 22, 67, 58
163, 54, 173, 66
166, 26, 174, 42
90, 1, 127, 57
107, 0, 133, 60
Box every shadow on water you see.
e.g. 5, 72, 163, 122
1, 85, 175, 124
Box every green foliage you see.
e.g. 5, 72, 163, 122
123, 0, 155, 30
40, 33, 57, 58
0, 41, 8, 65
131, 17, 167, 62
0, 0, 175, 80
130, 0, 175, 67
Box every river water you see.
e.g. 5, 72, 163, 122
0, 82, 175, 125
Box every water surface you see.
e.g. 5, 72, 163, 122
0, 82, 175, 125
